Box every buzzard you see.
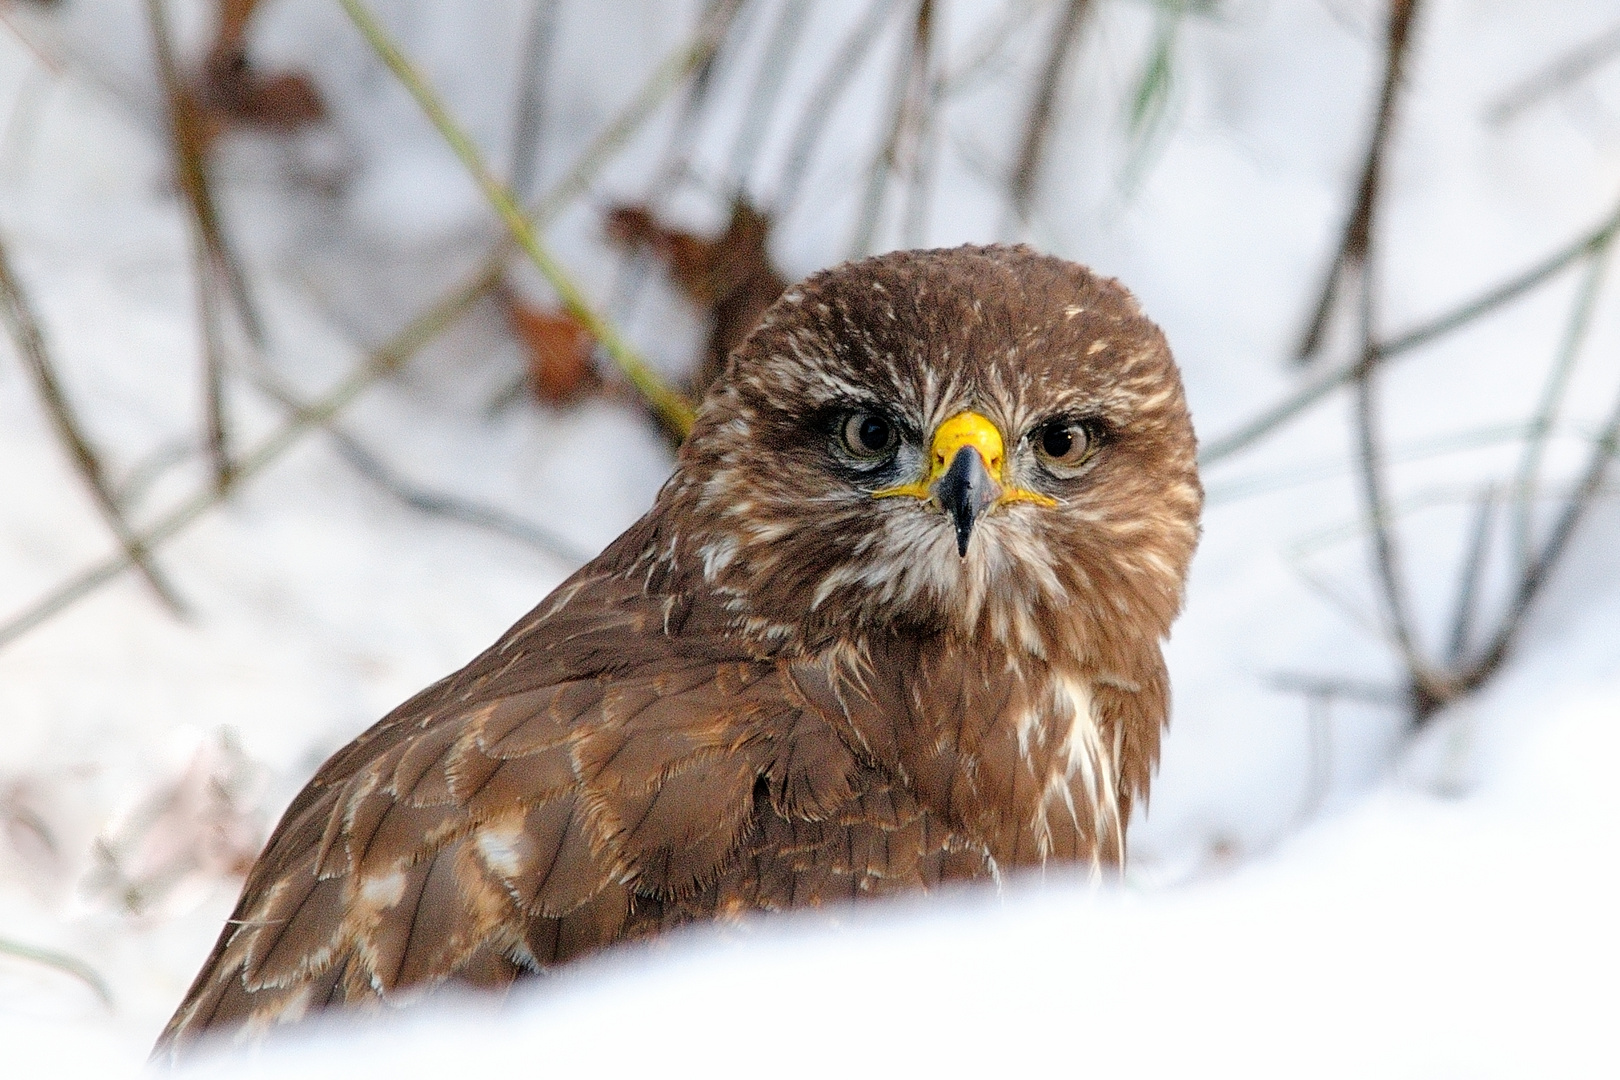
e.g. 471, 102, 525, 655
157, 244, 1201, 1056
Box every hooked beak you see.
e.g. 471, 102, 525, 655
935, 444, 997, 557
873, 410, 1054, 558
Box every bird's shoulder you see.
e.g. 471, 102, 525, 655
157, 548, 903, 1051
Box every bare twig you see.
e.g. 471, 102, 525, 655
235, 357, 591, 566
649, 0, 754, 198
1458, 375, 1620, 715
1487, 18, 1620, 125
1351, 297, 1425, 681
1380, 198, 1620, 358
1009, 0, 1091, 223
1286, 556, 1390, 648
508, 0, 562, 205
338, 0, 694, 436
939, 0, 1044, 97
145, 0, 259, 492
327, 431, 592, 566
197, 252, 233, 492
1444, 485, 1496, 666
0, 266, 486, 652
1268, 672, 1406, 707
900, 0, 940, 248
0, 10, 716, 653
1289, 475, 1620, 562
725, 0, 811, 190
1294, 0, 1423, 364
0, 228, 186, 614
0, 6, 67, 77
1205, 419, 1534, 506
850, 0, 934, 256
0, 936, 114, 1009
771, 0, 902, 216
1200, 193, 1620, 466
1509, 249, 1609, 574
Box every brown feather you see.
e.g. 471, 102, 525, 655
155, 245, 1200, 1059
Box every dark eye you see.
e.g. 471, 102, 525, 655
840, 411, 896, 458
1034, 418, 1094, 473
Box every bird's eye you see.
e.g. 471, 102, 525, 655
1033, 418, 1095, 474
840, 411, 896, 458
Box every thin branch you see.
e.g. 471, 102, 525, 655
507, 0, 562, 205
0, 9, 715, 652
1009, 0, 1092, 223
1286, 555, 1390, 647
900, 0, 940, 248
0, 265, 487, 652
1459, 373, 1620, 713
111, 437, 195, 509
649, 0, 754, 198
1379, 197, 1620, 359
0, 936, 113, 1009
1200, 192, 1620, 466
0, 228, 186, 614
771, 0, 902, 217
197, 248, 232, 492
938, 0, 1045, 97
1444, 485, 1496, 665
1487, 18, 1620, 125
1288, 474, 1620, 563
1294, 0, 1423, 364
1351, 253, 1426, 682
566, 0, 746, 224
0, 7, 67, 77
725, 0, 811, 190
1268, 672, 1405, 707
144, 0, 262, 345
339, 0, 694, 435
235, 357, 592, 566
1205, 419, 1532, 506
850, 0, 934, 257
145, 0, 256, 493
1508, 248, 1610, 575
327, 431, 591, 566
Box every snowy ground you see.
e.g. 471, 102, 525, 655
1, 0, 1618, 1075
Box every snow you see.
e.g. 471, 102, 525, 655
1, 0, 1618, 1075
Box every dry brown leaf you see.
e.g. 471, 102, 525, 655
606, 198, 786, 393
196, 0, 326, 139
504, 293, 600, 407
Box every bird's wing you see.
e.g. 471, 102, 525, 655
155, 565, 870, 1054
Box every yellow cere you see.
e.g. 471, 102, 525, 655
932, 411, 1005, 477
873, 411, 1057, 508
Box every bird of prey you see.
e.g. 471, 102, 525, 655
157, 244, 1201, 1056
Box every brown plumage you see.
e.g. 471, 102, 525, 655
156, 244, 1201, 1057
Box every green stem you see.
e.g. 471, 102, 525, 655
337, 0, 695, 437
0, 936, 114, 1008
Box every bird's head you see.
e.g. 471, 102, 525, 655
668, 245, 1201, 669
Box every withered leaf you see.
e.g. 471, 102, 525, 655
504, 293, 600, 407
606, 198, 786, 394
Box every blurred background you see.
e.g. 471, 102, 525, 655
1, 0, 1618, 1074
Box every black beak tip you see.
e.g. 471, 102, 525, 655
936, 446, 995, 559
